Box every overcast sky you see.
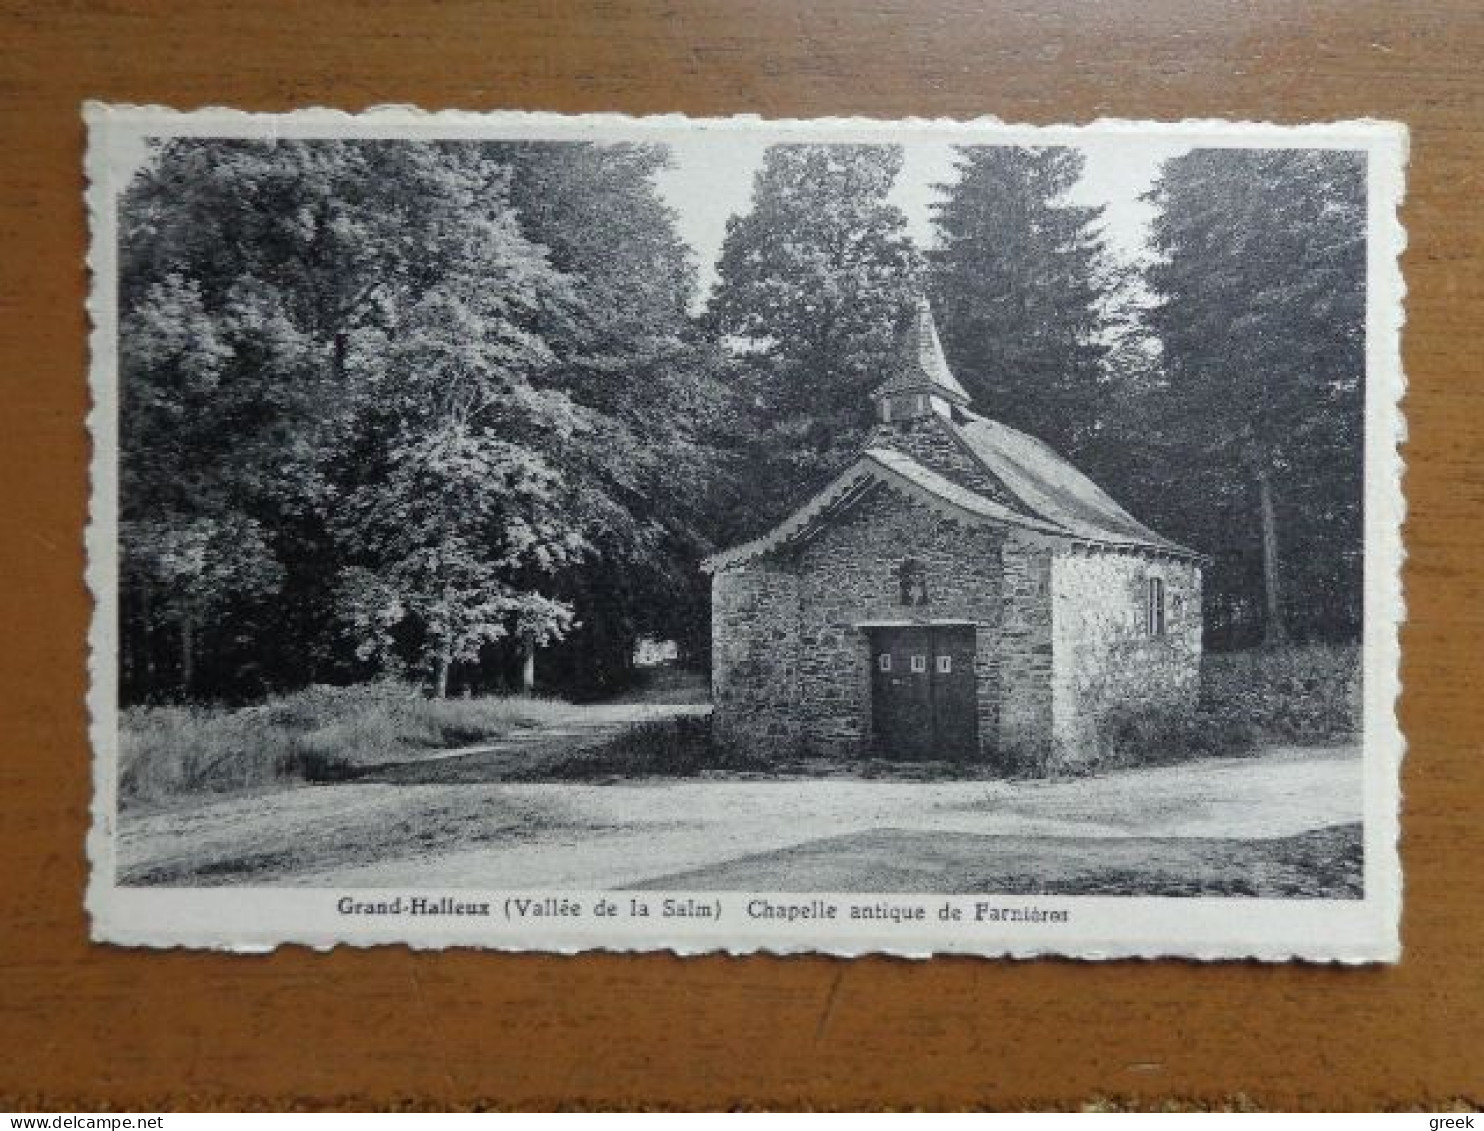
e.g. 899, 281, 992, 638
653, 137, 1192, 305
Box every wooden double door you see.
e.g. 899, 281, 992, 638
868, 625, 979, 761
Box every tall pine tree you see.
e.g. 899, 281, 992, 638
928, 146, 1111, 456
1142, 148, 1366, 647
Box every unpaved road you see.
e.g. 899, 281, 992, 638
347, 702, 713, 784
119, 744, 1363, 894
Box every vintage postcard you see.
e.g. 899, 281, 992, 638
85, 107, 1407, 960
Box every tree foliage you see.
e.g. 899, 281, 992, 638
496, 141, 734, 692
928, 146, 1112, 456
119, 139, 726, 702
1133, 148, 1367, 646
708, 145, 920, 536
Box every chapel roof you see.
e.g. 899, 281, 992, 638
702, 426, 1199, 572
702, 299, 1202, 572
872, 295, 972, 406
952, 410, 1194, 556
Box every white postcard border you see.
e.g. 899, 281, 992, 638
84, 106, 1409, 962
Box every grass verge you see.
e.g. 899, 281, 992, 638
119, 682, 575, 806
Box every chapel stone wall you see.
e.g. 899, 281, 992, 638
710, 489, 1010, 763
998, 530, 1057, 771
710, 561, 801, 756
1050, 549, 1203, 768
789, 490, 1006, 760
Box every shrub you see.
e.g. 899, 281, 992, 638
1092, 643, 1360, 772
1200, 643, 1360, 743
1096, 701, 1258, 771
119, 705, 301, 802
415, 695, 574, 746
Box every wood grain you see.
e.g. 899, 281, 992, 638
1, 0, 1480, 1111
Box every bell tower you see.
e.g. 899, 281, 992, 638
872, 296, 972, 424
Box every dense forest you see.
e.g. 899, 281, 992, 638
117, 139, 1366, 705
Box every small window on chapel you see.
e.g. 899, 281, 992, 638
878, 653, 892, 672
1147, 576, 1167, 636
898, 558, 929, 606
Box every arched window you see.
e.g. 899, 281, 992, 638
899, 558, 929, 607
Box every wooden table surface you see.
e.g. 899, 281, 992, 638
2, 0, 1480, 1111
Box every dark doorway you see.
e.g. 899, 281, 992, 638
868, 625, 979, 761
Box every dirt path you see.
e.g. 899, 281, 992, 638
118, 744, 1363, 891
347, 702, 711, 784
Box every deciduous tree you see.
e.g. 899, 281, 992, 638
709, 144, 920, 535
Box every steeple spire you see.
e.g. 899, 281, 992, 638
873, 296, 971, 423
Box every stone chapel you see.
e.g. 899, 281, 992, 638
702, 298, 1205, 772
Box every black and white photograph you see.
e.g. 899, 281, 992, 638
84, 109, 1405, 959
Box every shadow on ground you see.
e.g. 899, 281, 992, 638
635, 823, 1363, 898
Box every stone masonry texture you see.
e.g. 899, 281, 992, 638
1051, 549, 1203, 768
790, 489, 1005, 761
714, 486, 1018, 765
863, 415, 1011, 501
